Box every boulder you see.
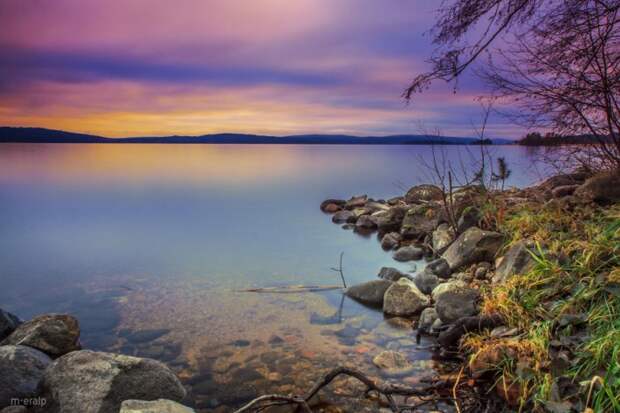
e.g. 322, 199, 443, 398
345, 280, 392, 307
320, 199, 345, 212
551, 184, 579, 198
355, 215, 377, 230
493, 241, 536, 284
417, 308, 439, 333
434, 285, 480, 323
372, 350, 414, 376
432, 223, 454, 253
39, 350, 186, 413
120, 399, 195, 413
538, 172, 589, 190
400, 204, 441, 239
322, 203, 341, 213
383, 278, 430, 316
0, 309, 22, 341
344, 194, 368, 210
331, 210, 356, 224
375, 206, 407, 235
431, 280, 467, 302
377, 267, 412, 282
0, 345, 52, 408
393, 245, 424, 262
380, 232, 401, 250
1, 314, 80, 358
352, 207, 373, 218
405, 184, 443, 204
425, 258, 451, 279
442, 227, 504, 270
456, 207, 481, 233
413, 271, 439, 295
574, 172, 620, 203
366, 201, 390, 212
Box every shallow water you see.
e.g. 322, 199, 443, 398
0, 144, 545, 411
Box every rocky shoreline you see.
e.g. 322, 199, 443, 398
320, 170, 619, 409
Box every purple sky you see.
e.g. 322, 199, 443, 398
0, 0, 522, 138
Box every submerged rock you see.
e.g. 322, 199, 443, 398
372, 350, 414, 376
120, 399, 195, 413
493, 241, 536, 284
345, 280, 392, 307
393, 245, 424, 262
377, 267, 412, 282
0, 345, 52, 408
442, 227, 504, 270
1, 314, 80, 358
383, 278, 430, 316
0, 309, 21, 341
39, 350, 186, 413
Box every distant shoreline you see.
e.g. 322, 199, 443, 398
0, 126, 514, 145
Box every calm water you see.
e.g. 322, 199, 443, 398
0, 144, 544, 411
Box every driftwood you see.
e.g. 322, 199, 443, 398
233, 366, 453, 413
438, 314, 504, 348
235, 285, 343, 294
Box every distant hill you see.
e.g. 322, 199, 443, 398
0, 127, 514, 145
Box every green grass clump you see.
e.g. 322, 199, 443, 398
466, 202, 620, 411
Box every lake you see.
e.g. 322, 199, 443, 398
0, 143, 545, 411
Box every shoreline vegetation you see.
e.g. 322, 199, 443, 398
1, 169, 618, 412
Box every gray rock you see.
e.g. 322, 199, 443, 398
454, 272, 474, 283
442, 227, 504, 270
417, 308, 438, 333
1, 314, 80, 358
400, 204, 441, 239
375, 206, 407, 234
539, 172, 588, 190
355, 215, 377, 230
574, 172, 620, 203
474, 265, 488, 280
345, 280, 392, 307
377, 267, 412, 282
372, 350, 414, 376
0, 345, 52, 408
435, 285, 480, 323
457, 207, 481, 233
492, 241, 536, 284
332, 210, 356, 224
366, 201, 390, 212
380, 232, 401, 250
344, 194, 368, 210
413, 271, 439, 295
393, 245, 424, 262
383, 278, 430, 316
425, 258, 451, 278
0, 309, 22, 341
432, 223, 454, 253
431, 318, 443, 333
120, 399, 195, 413
39, 350, 186, 413
405, 184, 443, 204
431, 280, 467, 301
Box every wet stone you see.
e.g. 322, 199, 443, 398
232, 367, 264, 382
122, 328, 170, 344
232, 339, 251, 347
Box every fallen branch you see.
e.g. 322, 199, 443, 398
437, 314, 504, 348
233, 366, 454, 413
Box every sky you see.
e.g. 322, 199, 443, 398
0, 0, 523, 138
